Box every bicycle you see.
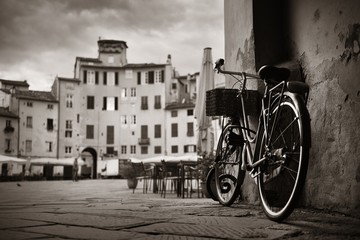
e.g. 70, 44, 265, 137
206, 59, 311, 222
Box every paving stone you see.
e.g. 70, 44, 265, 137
129, 222, 268, 239
22, 224, 148, 240
0, 229, 48, 240
0, 218, 51, 230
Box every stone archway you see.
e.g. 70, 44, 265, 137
80, 147, 98, 179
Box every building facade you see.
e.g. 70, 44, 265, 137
0, 39, 199, 178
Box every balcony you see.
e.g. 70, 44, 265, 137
4, 126, 15, 133
138, 138, 150, 145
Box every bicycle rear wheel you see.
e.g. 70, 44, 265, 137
214, 123, 245, 206
257, 93, 310, 221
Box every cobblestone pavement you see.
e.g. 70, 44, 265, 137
0, 180, 359, 240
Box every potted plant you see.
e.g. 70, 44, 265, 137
122, 162, 138, 190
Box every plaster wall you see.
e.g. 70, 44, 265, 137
224, 0, 360, 216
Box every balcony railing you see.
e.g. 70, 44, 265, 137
4, 126, 15, 133
138, 138, 150, 145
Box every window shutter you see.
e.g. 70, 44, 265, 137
115, 72, 119, 85
103, 97, 107, 110
115, 97, 118, 110
103, 72, 107, 85
137, 72, 141, 85
161, 70, 165, 83
95, 71, 99, 85
83, 70, 87, 84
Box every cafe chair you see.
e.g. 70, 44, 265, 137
131, 162, 154, 194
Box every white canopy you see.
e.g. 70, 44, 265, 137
0, 154, 27, 164
139, 155, 199, 164
30, 157, 85, 166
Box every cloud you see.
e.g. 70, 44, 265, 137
0, 0, 223, 90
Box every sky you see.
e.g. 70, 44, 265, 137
0, 0, 224, 91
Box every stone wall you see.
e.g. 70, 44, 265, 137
224, 0, 360, 217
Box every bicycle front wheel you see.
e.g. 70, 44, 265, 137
257, 92, 310, 221
214, 123, 245, 206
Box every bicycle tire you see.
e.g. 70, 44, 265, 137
205, 167, 218, 202
214, 123, 245, 206
257, 92, 310, 222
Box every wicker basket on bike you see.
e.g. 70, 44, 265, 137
206, 88, 259, 117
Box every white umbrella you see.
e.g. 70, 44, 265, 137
0, 154, 27, 164
30, 157, 85, 166
195, 47, 215, 155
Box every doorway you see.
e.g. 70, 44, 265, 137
80, 147, 97, 179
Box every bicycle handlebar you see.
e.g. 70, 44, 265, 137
214, 58, 259, 79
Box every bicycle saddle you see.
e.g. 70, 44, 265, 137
258, 65, 290, 82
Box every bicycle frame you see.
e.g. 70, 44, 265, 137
217, 68, 287, 176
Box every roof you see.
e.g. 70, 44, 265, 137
0, 79, 29, 87
57, 77, 81, 83
123, 63, 166, 69
76, 57, 102, 63
165, 102, 195, 110
0, 107, 18, 119
97, 39, 128, 48
14, 90, 57, 103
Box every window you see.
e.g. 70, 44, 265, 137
25, 140, 32, 153
48, 104, 53, 109
5, 120, 11, 127
121, 115, 127, 125
106, 147, 114, 155
130, 115, 136, 125
154, 124, 161, 138
154, 146, 161, 154
171, 123, 178, 137
121, 145, 127, 154
66, 120, 72, 129
154, 95, 161, 109
141, 96, 148, 110
187, 109, 194, 116
187, 122, 194, 137
26, 116, 32, 128
137, 72, 141, 85
77, 114, 80, 123
46, 141, 53, 152
184, 145, 196, 153
26, 101, 33, 107
65, 146, 72, 154
130, 88, 136, 97
47, 118, 54, 131
141, 146, 148, 154
171, 145, 178, 153
87, 71, 95, 84
130, 145, 136, 154
155, 70, 165, 83
125, 70, 133, 79
145, 71, 154, 84
141, 125, 148, 139
172, 83, 177, 89
65, 130, 72, 138
171, 111, 177, 117
86, 125, 94, 139
87, 96, 95, 109
107, 126, 114, 144
103, 97, 118, 111
66, 94, 73, 108
5, 139, 11, 151
107, 72, 115, 86
121, 88, 127, 99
